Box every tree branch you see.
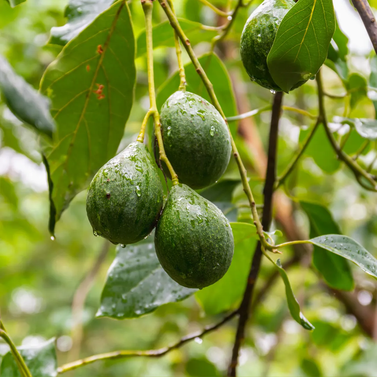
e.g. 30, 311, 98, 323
227, 92, 283, 377
57, 310, 238, 374
351, 0, 377, 53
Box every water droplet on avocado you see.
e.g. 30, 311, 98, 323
135, 185, 141, 197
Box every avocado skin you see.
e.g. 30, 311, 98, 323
155, 184, 234, 289
160, 91, 232, 189
86, 142, 164, 245
240, 0, 295, 91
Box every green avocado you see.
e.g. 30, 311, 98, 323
160, 91, 232, 189
155, 184, 234, 289
86, 142, 164, 245
240, 0, 295, 91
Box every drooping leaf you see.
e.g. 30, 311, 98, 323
300, 201, 354, 291
97, 238, 196, 319
0, 338, 57, 377
196, 223, 256, 315
0, 55, 55, 138
49, 0, 115, 46
346, 73, 367, 110
310, 235, 377, 279
157, 53, 238, 136
41, 0, 136, 235
336, 117, 377, 140
270, 257, 314, 330
4, 0, 25, 7
137, 18, 218, 57
267, 0, 335, 92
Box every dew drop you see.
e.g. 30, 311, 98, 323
195, 337, 203, 344
93, 230, 98, 237
270, 89, 276, 94
227, 16, 232, 21
136, 185, 141, 197
50, 236, 55, 241
210, 126, 215, 137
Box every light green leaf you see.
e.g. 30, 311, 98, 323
196, 225, 256, 315
49, 0, 115, 46
41, 0, 136, 235
369, 55, 377, 117
1, 338, 57, 377
267, 0, 335, 92
310, 235, 377, 279
300, 201, 354, 291
97, 238, 196, 319
4, 0, 25, 7
346, 73, 367, 110
0, 55, 55, 138
137, 18, 217, 58
272, 258, 314, 330
157, 53, 238, 136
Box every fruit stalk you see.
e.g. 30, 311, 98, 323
141, 0, 178, 185
157, 0, 273, 250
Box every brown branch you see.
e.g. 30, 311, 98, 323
351, 0, 377, 54
227, 92, 283, 377
58, 310, 238, 374
69, 241, 110, 361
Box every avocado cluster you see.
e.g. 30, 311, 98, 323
86, 91, 234, 289
240, 0, 296, 91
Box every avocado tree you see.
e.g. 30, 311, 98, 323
1, 0, 377, 376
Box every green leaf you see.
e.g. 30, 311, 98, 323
136, 18, 217, 58
97, 238, 196, 319
300, 358, 323, 377
369, 55, 377, 117
49, 0, 115, 46
271, 258, 314, 330
300, 124, 341, 173
300, 201, 354, 291
157, 53, 238, 136
310, 235, 377, 279
336, 117, 377, 140
0, 338, 57, 377
346, 73, 367, 110
41, 0, 136, 235
4, 0, 25, 7
196, 224, 256, 315
0, 55, 55, 138
267, 0, 335, 92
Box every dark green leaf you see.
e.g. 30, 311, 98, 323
310, 235, 377, 278
0, 55, 55, 138
271, 258, 314, 330
137, 18, 218, 58
196, 223, 256, 315
267, 0, 335, 92
301, 358, 323, 377
346, 73, 367, 110
97, 238, 195, 319
41, 0, 136, 235
200, 179, 240, 202
300, 201, 354, 291
157, 53, 237, 136
4, 0, 25, 7
0, 338, 57, 377
49, 0, 115, 46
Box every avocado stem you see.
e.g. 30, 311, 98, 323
142, 0, 179, 186
137, 108, 154, 143
167, 0, 186, 92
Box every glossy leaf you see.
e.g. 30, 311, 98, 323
272, 258, 314, 330
0, 338, 57, 377
0, 55, 55, 138
346, 73, 367, 110
137, 18, 217, 57
310, 235, 377, 279
157, 53, 238, 136
4, 0, 25, 7
49, 0, 114, 45
300, 201, 354, 291
267, 0, 335, 92
97, 238, 196, 319
196, 224, 256, 315
41, 0, 136, 235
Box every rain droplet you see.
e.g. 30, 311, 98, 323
270, 89, 276, 94
210, 126, 215, 136
227, 16, 232, 21
136, 185, 141, 197
195, 337, 203, 344
50, 236, 55, 241
93, 230, 98, 237
167, 126, 172, 137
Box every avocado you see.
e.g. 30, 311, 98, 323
155, 184, 234, 288
240, 0, 295, 91
86, 142, 164, 245
160, 91, 232, 189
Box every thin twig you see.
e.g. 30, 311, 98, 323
227, 92, 283, 377
57, 310, 238, 374
69, 241, 110, 362
351, 0, 377, 53
197, 0, 231, 17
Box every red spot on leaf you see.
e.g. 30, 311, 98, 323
97, 45, 104, 54
86, 65, 90, 72
97, 94, 105, 100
